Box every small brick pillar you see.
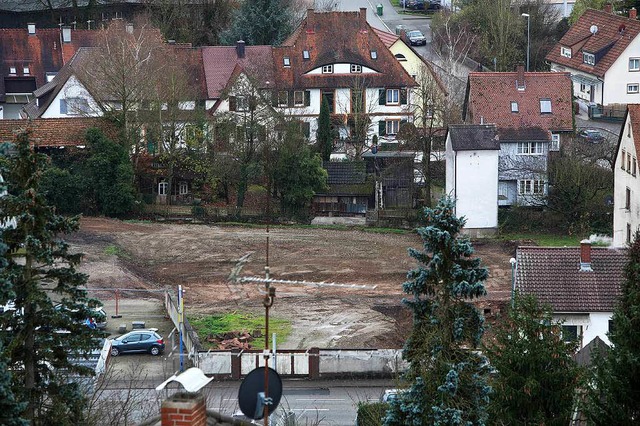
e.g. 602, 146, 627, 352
161, 392, 206, 426
308, 347, 320, 379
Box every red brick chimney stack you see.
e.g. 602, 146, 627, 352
516, 63, 525, 90
306, 9, 315, 33
161, 393, 206, 426
360, 7, 367, 29
631, 8, 638, 20
604, 3, 613, 14
580, 240, 593, 271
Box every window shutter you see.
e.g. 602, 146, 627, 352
379, 89, 385, 105
400, 89, 407, 105
304, 90, 311, 107
229, 96, 236, 111
378, 120, 386, 136
60, 99, 67, 114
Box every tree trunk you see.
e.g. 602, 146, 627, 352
23, 254, 36, 422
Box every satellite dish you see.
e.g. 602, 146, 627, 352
590, 25, 598, 35
238, 367, 283, 420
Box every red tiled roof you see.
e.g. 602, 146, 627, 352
0, 118, 113, 147
515, 246, 626, 312
465, 71, 573, 140
546, 9, 640, 78
274, 9, 416, 90
201, 45, 274, 99
372, 28, 399, 48
0, 28, 99, 101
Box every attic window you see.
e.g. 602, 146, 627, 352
23, 67, 30, 75
540, 98, 552, 114
351, 64, 362, 73
283, 56, 290, 67
511, 102, 518, 112
370, 50, 377, 59
322, 64, 333, 74
583, 52, 595, 65
303, 50, 310, 60
561, 46, 571, 58
394, 53, 407, 62
9, 67, 16, 75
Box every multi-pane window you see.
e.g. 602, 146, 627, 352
561, 46, 572, 58
9, 67, 16, 75
580, 83, 589, 93
517, 141, 544, 155
322, 64, 333, 73
277, 91, 288, 106
550, 133, 560, 151
540, 98, 552, 113
179, 181, 188, 195
518, 179, 544, 195
561, 325, 581, 343
158, 181, 168, 196
293, 90, 304, 106
386, 120, 400, 135
626, 187, 631, 210
511, 101, 519, 113
386, 89, 399, 105
627, 83, 639, 94
630, 58, 640, 71
350, 64, 362, 73
283, 57, 290, 67
583, 52, 595, 65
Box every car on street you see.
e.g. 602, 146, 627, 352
400, 0, 424, 9
406, 30, 427, 46
578, 128, 605, 143
109, 329, 165, 356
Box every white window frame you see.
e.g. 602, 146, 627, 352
283, 56, 290, 67
370, 50, 377, 59
386, 120, 400, 135
550, 133, 560, 151
386, 89, 399, 105
630, 58, 640, 71
540, 98, 552, 113
580, 83, 589, 93
518, 179, 545, 195
511, 101, 518, 113
179, 181, 188, 195
9, 67, 16, 75
627, 83, 639, 94
158, 181, 168, 196
517, 141, 544, 155
350, 64, 362, 73
322, 64, 333, 74
277, 91, 288, 107
561, 325, 582, 343
66, 97, 90, 115
303, 50, 310, 60
23, 66, 30, 75
583, 52, 595, 65
561, 46, 572, 58
293, 90, 304, 107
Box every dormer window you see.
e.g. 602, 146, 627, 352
370, 50, 377, 59
322, 64, 333, 74
303, 50, 310, 60
395, 53, 407, 61
511, 101, 519, 113
350, 64, 362, 73
9, 67, 16, 75
561, 46, 572, 58
583, 52, 595, 65
283, 56, 290, 67
23, 66, 30, 75
540, 98, 552, 114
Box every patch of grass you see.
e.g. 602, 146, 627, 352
103, 244, 131, 259
189, 312, 291, 350
496, 233, 587, 247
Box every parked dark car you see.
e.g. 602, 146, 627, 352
406, 30, 427, 46
400, 0, 424, 9
110, 329, 165, 356
578, 128, 605, 143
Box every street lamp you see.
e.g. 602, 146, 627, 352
522, 13, 530, 72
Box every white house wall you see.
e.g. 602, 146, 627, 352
603, 36, 640, 106
41, 75, 101, 118
555, 312, 613, 347
613, 115, 639, 247
455, 150, 499, 229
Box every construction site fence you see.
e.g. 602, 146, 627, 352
197, 348, 407, 379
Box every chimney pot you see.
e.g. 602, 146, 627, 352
580, 240, 593, 271
604, 3, 613, 14
27, 23, 36, 35
631, 8, 638, 20
236, 40, 245, 58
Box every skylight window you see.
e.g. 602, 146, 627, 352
303, 50, 310, 60
283, 56, 290, 67
370, 50, 377, 59
511, 101, 518, 113
9, 67, 16, 75
540, 98, 552, 114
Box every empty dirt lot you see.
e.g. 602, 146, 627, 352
68, 217, 515, 349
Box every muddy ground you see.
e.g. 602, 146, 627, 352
68, 217, 517, 349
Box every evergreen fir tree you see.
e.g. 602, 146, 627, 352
584, 231, 640, 424
384, 197, 491, 426
484, 295, 581, 425
0, 130, 101, 424
316, 97, 332, 162
221, 0, 293, 46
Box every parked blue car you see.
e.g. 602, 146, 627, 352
110, 329, 165, 356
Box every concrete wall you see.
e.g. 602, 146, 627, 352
318, 349, 407, 376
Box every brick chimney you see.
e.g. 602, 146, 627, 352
236, 40, 245, 59
631, 8, 638, 20
161, 393, 206, 426
580, 240, 593, 272
360, 7, 368, 30
604, 3, 613, 14
516, 63, 525, 90
306, 9, 315, 33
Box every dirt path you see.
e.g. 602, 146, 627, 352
69, 217, 516, 349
